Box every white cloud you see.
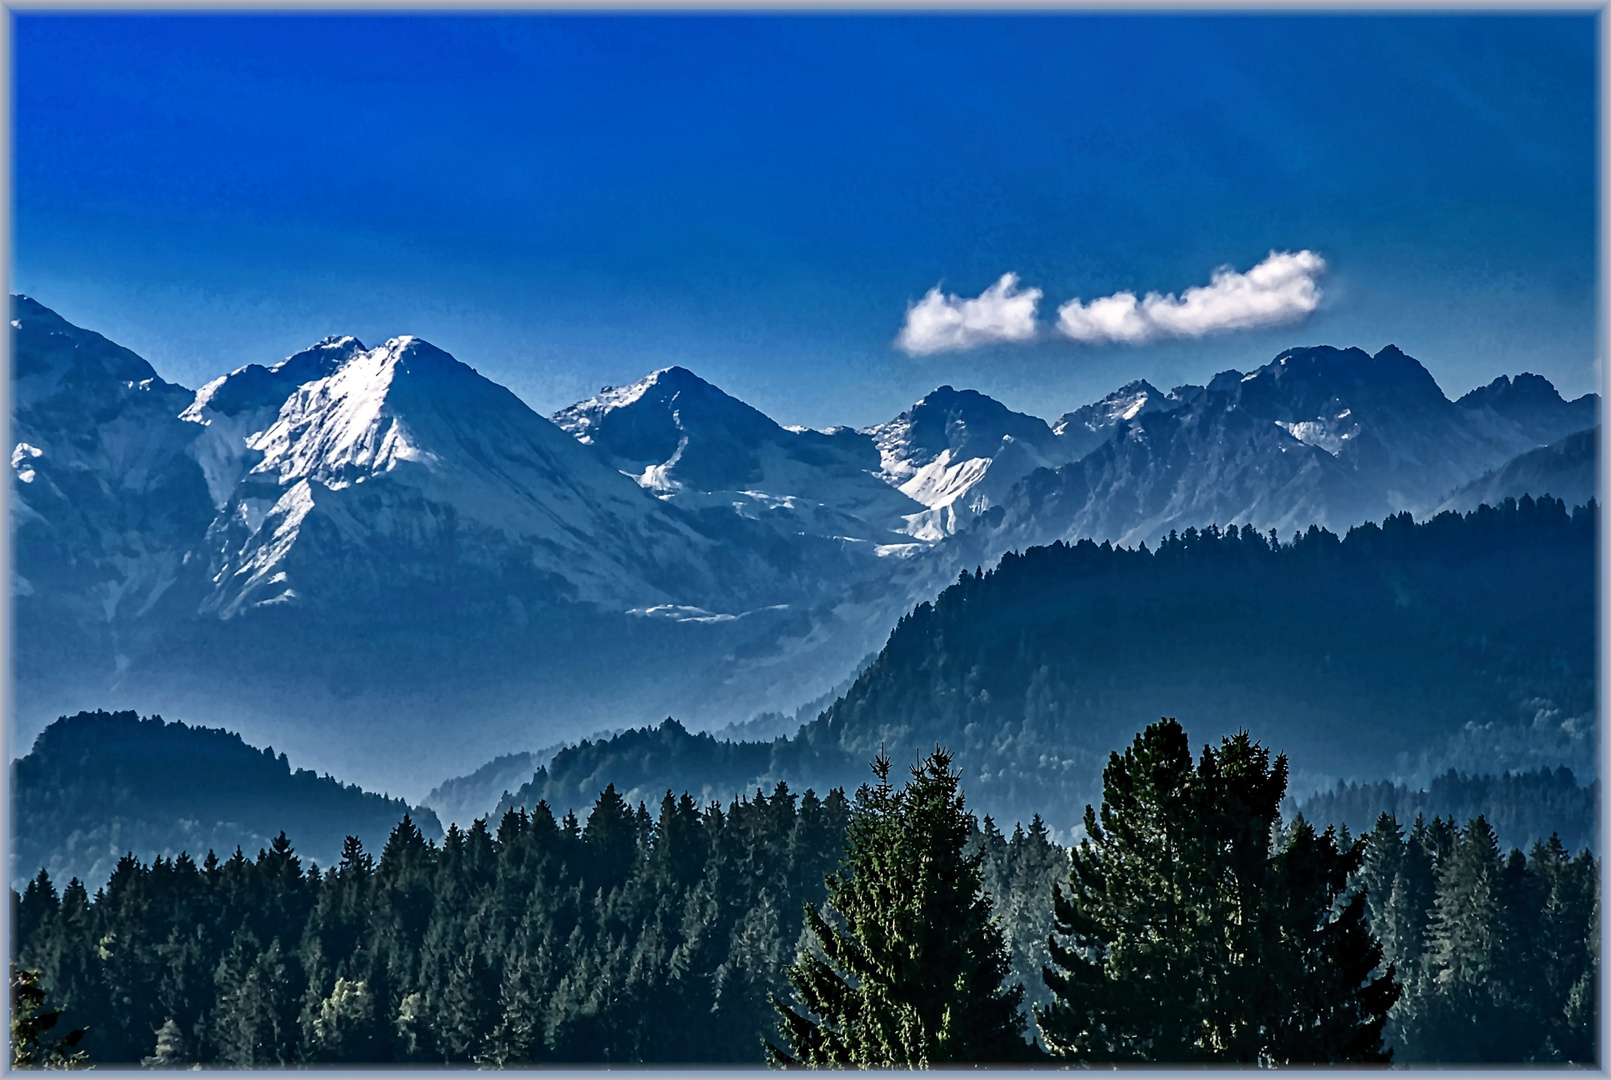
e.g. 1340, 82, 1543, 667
897, 273, 1042, 355
1056, 250, 1326, 345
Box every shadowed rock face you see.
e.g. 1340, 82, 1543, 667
10, 295, 216, 693
555, 366, 783, 490
1458, 371, 1600, 437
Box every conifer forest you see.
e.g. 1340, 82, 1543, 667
9, 720, 1598, 1067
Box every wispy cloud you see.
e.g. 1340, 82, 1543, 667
1056, 250, 1326, 345
896, 273, 1042, 355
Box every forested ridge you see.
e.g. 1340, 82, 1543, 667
10, 723, 1597, 1066
502, 496, 1597, 833
11, 711, 442, 891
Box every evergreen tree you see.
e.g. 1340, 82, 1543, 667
1394, 817, 1599, 1064
1037, 719, 1397, 1064
304, 977, 380, 1061
16, 738, 1586, 1067
15, 873, 59, 956
769, 747, 1033, 1066
1527, 835, 1598, 1062
1357, 812, 1438, 985
10, 965, 87, 1069
1395, 816, 1514, 1062
141, 1018, 189, 1068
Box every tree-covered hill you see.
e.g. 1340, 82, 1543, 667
11, 710, 443, 889
500, 497, 1597, 836
803, 495, 1596, 830
501, 719, 779, 817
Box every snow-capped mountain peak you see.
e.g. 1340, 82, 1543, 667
554, 365, 925, 541
181, 336, 372, 508
1053, 379, 1168, 434
1051, 379, 1182, 459
247, 336, 520, 489
185, 336, 365, 421
864, 385, 1062, 486
863, 385, 1073, 538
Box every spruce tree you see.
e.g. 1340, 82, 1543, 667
768, 747, 1033, 1066
1037, 719, 1397, 1064
1397, 815, 1511, 1062
10, 965, 87, 1069
141, 1018, 188, 1068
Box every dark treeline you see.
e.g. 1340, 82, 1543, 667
1295, 767, 1597, 856
10, 743, 1597, 1065
11, 711, 442, 891
497, 498, 1597, 833
6, 776, 1062, 1066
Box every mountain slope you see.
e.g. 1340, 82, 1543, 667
10, 296, 216, 719
12, 297, 1600, 801
1438, 426, 1598, 513
1456, 373, 1599, 447
11, 710, 442, 890
10, 296, 213, 606
203, 336, 724, 618
180, 335, 365, 509
9, 303, 929, 795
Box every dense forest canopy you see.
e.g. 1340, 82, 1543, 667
10, 711, 441, 890
10, 726, 1596, 1066
501, 497, 1597, 835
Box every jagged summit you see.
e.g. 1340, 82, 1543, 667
186, 336, 367, 423
864, 384, 1061, 488
1053, 378, 1179, 458
1243, 344, 1449, 412
1461, 372, 1567, 408
860, 384, 1071, 540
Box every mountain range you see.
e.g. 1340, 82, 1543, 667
11, 295, 1598, 798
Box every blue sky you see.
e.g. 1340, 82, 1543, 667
13, 13, 1600, 428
